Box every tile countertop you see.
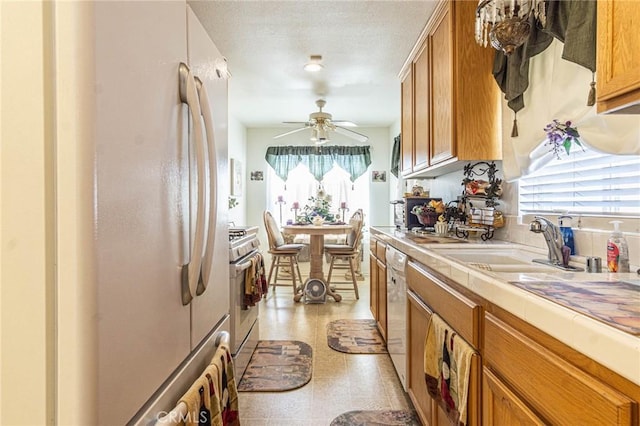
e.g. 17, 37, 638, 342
371, 226, 640, 386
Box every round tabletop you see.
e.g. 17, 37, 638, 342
282, 224, 352, 235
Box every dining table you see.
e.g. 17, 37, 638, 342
282, 223, 352, 302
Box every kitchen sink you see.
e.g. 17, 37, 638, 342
434, 247, 560, 273
403, 233, 469, 245
436, 248, 541, 265
466, 263, 557, 273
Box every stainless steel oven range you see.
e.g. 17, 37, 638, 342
228, 226, 261, 379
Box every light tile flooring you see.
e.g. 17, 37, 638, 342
238, 262, 414, 425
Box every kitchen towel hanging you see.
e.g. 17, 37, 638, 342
424, 313, 476, 426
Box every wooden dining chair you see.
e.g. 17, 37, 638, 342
263, 210, 304, 293
324, 210, 364, 299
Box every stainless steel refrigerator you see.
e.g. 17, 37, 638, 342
81, 2, 230, 424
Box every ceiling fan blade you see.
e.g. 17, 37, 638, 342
334, 126, 369, 142
273, 127, 308, 139
331, 120, 357, 127
282, 121, 310, 125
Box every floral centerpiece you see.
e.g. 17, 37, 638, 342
544, 119, 582, 159
411, 200, 445, 227
297, 187, 336, 224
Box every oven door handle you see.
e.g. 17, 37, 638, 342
234, 254, 259, 274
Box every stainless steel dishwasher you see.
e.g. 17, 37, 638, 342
386, 245, 408, 391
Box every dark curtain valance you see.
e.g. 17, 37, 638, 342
265, 145, 372, 182
493, 0, 597, 114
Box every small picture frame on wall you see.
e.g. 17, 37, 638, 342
372, 171, 386, 182
230, 158, 242, 196
250, 171, 264, 181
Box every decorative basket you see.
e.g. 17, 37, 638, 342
416, 212, 438, 227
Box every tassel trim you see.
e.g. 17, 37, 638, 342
511, 115, 519, 138
587, 73, 596, 106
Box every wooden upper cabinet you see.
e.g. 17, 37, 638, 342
398, 0, 501, 177
597, 0, 640, 113
429, 3, 454, 165
401, 69, 414, 175
452, 0, 502, 161
413, 41, 431, 170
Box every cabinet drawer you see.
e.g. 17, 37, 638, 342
484, 313, 634, 425
406, 261, 481, 347
375, 241, 387, 264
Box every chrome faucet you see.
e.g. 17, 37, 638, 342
529, 216, 564, 265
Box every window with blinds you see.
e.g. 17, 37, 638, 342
518, 148, 640, 216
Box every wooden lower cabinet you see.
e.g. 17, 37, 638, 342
369, 252, 378, 320
381, 241, 640, 426
408, 290, 435, 424
376, 259, 387, 341
483, 367, 545, 426
369, 237, 387, 340
407, 289, 481, 426
484, 313, 634, 425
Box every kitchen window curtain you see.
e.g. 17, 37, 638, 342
265, 145, 371, 182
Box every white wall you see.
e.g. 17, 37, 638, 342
1, 1, 56, 423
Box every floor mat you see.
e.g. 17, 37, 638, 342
237, 340, 312, 392
330, 410, 420, 425
326, 319, 388, 354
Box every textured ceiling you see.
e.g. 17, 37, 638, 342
189, 1, 438, 128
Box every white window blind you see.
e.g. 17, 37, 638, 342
518, 148, 640, 216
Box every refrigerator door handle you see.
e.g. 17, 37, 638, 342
194, 77, 218, 296
179, 63, 207, 305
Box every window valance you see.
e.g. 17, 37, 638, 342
265, 145, 371, 182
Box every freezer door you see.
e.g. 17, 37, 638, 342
186, 6, 231, 348
94, 2, 191, 424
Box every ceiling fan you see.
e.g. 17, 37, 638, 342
273, 99, 369, 144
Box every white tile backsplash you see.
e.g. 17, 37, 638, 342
499, 215, 640, 271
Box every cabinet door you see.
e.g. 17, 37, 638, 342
407, 291, 435, 425
413, 40, 430, 171
597, 0, 640, 113
376, 260, 387, 341
483, 367, 545, 426
369, 253, 379, 320
401, 69, 414, 174
429, 3, 454, 165
485, 313, 634, 425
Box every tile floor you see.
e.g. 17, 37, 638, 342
237, 264, 414, 425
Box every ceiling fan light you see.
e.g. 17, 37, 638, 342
310, 128, 319, 142
303, 55, 324, 72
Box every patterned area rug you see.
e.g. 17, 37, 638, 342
326, 319, 388, 354
237, 340, 312, 392
330, 410, 420, 425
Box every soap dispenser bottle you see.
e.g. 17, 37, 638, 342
607, 221, 630, 272
558, 215, 575, 255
